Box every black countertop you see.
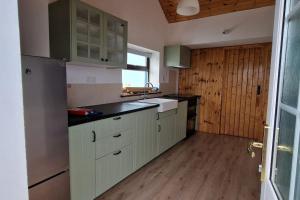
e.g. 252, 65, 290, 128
68, 95, 200, 127
162, 94, 201, 102
68, 101, 159, 127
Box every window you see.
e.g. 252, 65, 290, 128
122, 51, 150, 88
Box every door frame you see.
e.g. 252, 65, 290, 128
260, 0, 286, 199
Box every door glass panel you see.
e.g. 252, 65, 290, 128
77, 43, 88, 58
90, 46, 100, 60
105, 17, 125, 64
274, 110, 296, 200
281, 2, 300, 108
76, 21, 88, 43
76, 6, 88, 23
89, 25, 101, 45
89, 11, 100, 26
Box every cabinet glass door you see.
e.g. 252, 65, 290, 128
88, 9, 101, 60
75, 5, 89, 59
74, 3, 102, 62
104, 15, 127, 67
270, 0, 300, 199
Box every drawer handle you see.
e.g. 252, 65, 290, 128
113, 133, 122, 138
158, 125, 161, 132
113, 116, 122, 120
113, 150, 122, 156
92, 131, 96, 142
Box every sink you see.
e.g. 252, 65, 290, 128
138, 98, 178, 112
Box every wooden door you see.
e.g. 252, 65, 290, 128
220, 44, 272, 141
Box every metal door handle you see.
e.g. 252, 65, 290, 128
25, 68, 32, 75
248, 141, 263, 158
113, 150, 122, 156
92, 131, 96, 142
277, 145, 293, 154
113, 133, 122, 138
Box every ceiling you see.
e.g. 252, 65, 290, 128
159, 0, 275, 23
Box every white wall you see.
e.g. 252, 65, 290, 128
0, 1, 29, 199
166, 6, 275, 48
19, 0, 51, 57
19, 0, 171, 84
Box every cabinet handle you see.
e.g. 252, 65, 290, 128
158, 125, 161, 132
113, 133, 122, 138
113, 116, 121, 120
105, 58, 109, 62
25, 68, 32, 75
92, 131, 96, 142
120, 24, 124, 27
101, 58, 105, 61
113, 150, 122, 156
156, 113, 159, 120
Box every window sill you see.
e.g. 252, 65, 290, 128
120, 91, 162, 98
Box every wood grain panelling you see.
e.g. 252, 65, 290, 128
179, 48, 224, 134
159, 0, 275, 23
179, 43, 272, 141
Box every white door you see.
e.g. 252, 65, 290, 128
261, 0, 300, 199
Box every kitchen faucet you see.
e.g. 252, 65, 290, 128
143, 82, 154, 99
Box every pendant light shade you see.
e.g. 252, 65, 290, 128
176, 0, 200, 16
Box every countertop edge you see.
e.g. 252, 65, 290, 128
68, 104, 159, 127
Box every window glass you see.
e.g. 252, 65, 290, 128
122, 70, 148, 88
122, 52, 149, 88
127, 53, 147, 67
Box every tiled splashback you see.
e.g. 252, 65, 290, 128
67, 70, 177, 107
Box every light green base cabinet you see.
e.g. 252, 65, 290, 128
49, 0, 128, 68
157, 101, 188, 154
69, 122, 96, 200
68, 104, 187, 200
134, 108, 158, 169
157, 109, 177, 154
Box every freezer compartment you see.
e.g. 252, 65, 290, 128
29, 171, 70, 200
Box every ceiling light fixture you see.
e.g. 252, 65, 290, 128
176, 0, 200, 16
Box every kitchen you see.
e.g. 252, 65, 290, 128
1, 0, 300, 200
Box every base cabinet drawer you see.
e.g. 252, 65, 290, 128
95, 129, 133, 159
95, 144, 134, 197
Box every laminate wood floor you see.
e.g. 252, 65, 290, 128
96, 133, 261, 200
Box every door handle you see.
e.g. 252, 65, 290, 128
247, 141, 263, 158
113, 133, 122, 138
113, 150, 122, 156
277, 145, 293, 154
92, 131, 96, 142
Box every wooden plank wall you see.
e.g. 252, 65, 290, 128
178, 43, 272, 141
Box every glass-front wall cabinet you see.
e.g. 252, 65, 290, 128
104, 15, 127, 67
49, 0, 128, 68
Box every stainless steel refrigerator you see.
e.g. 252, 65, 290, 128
22, 56, 70, 200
